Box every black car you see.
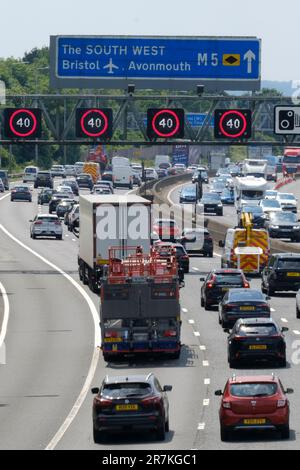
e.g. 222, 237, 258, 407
262, 253, 300, 295
10, 185, 32, 202
179, 185, 197, 204
56, 200, 76, 218
155, 242, 190, 273
199, 193, 223, 216
63, 179, 79, 196
101, 170, 113, 182
238, 205, 266, 229
265, 212, 300, 242
218, 289, 271, 328
200, 269, 250, 310
0, 170, 9, 190
49, 193, 71, 214
76, 173, 94, 190
182, 228, 213, 257
34, 171, 53, 189
157, 169, 168, 179
91, 374, 172, 443
226, 318, 288, 368
38, 188, 56, 205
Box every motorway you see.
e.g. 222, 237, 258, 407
0, 179, 300, 449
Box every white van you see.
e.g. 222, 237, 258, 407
23, 166, 39, 183
112, 166, 133, 189
112, 156, 130, 167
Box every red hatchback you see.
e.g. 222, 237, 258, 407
215, 375, 293, 441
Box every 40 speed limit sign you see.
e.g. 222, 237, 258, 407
76, 108, 113, 139
147, 108, 185, 139
4, 108, 42, 138
214, 109, 252, 139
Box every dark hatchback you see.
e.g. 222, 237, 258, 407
200, 269, 250, 310
49, 193, 71, 213
200, 193, 223, 216
56, 200, 76, 218
238, 205, 267, 229
218, 289, 271, 328
101, 170, 113, 182
91, 374, 172, 443
76, 173, 94, 189
38, 188, 56, 205
10, 186, 32, 202
179, 185, 197, 204
227, 318, 288, 368
64, 179, 79, 196
262, 253, 300, 295
155, 242, 190, 273
265, 212, 300, 242
34, 171, 53, 189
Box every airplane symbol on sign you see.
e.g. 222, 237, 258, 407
103, 58, 119, 74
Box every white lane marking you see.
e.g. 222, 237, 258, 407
203, 360, 209, 367
188, 319, 195, 325
214, 252, 222, 258
200, 345, 206, 351
293, 330, 300, 335
0, 193, 10, 202
193, 267, 200, 272
0, 223, 100, 450
72, 239, 76, 242
182, 308, 188, 313
271, 308, 276, 313
0, 282, 10, 365
194, 331, 201, 337
281, 318, 288, 323
198, 423, 206, 430
203, 399, 210, 407
204, 378, 211, 385
65, 235, 69, 238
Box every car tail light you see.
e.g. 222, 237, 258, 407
181, 255, 189, 260
225, 304, 236, 310
55, 220, 61, 225
35, 221, 43, 225
207, 274, 216, 289
277, 399, 287, 408
105, 331, 119, 338
141, 396, 163, 411
222, 401, 231, 409
163, 330, 177, 337
243, 281, 250, 288
94, 397, 112, 410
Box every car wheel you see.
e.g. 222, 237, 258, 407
261, 283, 267, 294
165, 419, 170, 433
296, 305, 300, 319
220, 426, 231, 442
280, 425, 290, 440
157, 423, 166, 441
56, 235, 63, 240
204, 301, 212, 311
278, 356, 287, 368
32, 234, 36, 240
229, 356, 238, 369
209, 252, 213, 258
93, 427, 104, 444
201, 297, 205, 307
267, 285, 275, 296
184, 266, 189, 274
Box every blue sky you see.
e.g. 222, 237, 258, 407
0, 0, 298, 81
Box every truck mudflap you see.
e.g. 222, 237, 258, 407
101, 340, 181, 360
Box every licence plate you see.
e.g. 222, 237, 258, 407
287, 272, 300, 277
116, 404, 138, 411
243, 418, 266, 425
240, 306, 255, 311
249, 345, 267, 350
222, 288, 229, 292
104, 338, 122, 343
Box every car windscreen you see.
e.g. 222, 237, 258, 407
215, 275, 243, 285
242, 191, 264, 199
270, 212, 297, 223
237, 324, 277, 336
102, 382, 152, 398
242, 206, 263, 215
202, 194, 220, 202
277, 259, 300, 269
230, 383, 277, 397
278, 194, 296, 201
229, 290, 264, 302
262, 200, 281, 208
25, 168, 37, 174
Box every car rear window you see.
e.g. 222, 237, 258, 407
37, 217, 58, 223
229, 290, 264, 302
175, 246, 185, 256
230, 383, 277, 397
277, 259, 300, 269
237, 324, 277, 336
215, 274, 243, 285
25, 168, 37, 174
278, 194, 295, 200
102, 382, 151, 398
15, 186, 29, 192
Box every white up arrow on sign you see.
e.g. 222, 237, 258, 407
244, 50, 256, 74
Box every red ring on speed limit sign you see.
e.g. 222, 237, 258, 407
152, 109, 180, 138
219, 110, 247, 138
80, 109, 108, 137
9, 109, 37, 137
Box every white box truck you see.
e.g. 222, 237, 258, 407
78, 194, 152, 292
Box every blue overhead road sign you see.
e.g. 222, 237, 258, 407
50, 36, 261, 91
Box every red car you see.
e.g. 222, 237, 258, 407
215, 375, 293, 441
153, 219, 180, 242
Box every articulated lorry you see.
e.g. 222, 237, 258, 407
78, 194, 152, 292
100, 246, 182, 362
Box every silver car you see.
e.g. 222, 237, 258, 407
30, 214, 63, 240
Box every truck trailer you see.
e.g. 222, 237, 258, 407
78, 194, 152, 292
